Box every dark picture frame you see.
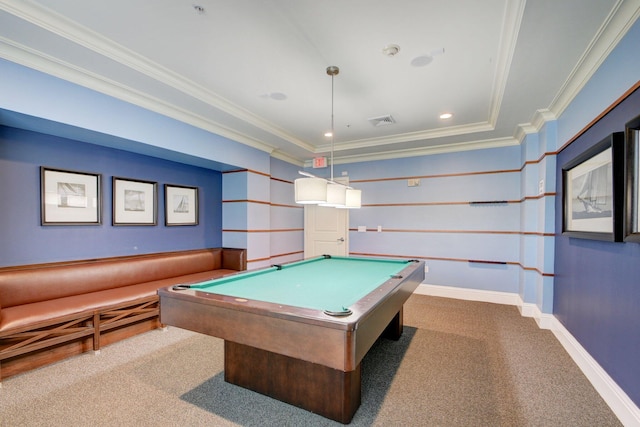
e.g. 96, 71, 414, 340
40, 167, 102, 225
164, 184, 199, 226
562, 132, 624, 241
624, 114, 640, 242
112, 177, 157, 226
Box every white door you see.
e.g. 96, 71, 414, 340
304, 204, 348, 258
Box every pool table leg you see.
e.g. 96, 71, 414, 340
224, 341, 361, 424
382, 307, 403, 340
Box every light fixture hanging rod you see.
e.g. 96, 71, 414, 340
327, 66, 339, 182
297, 170, 353, 189
293, 64, 361, 209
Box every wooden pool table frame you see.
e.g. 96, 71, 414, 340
158, 257, 424, 423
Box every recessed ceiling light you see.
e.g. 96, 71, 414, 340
439, 113, 453, 119
324, 131, 333, 137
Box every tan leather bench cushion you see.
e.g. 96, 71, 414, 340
0, 249, 223, 309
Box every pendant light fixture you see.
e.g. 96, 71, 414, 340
294, 66, 361, 208
319, 66, 347, 207
294, 176, 327, 204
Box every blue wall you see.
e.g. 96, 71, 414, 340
554, 87, 640, 407
269, 157, 304, 264
334, 145, 526, 294
0, 126, 223, 266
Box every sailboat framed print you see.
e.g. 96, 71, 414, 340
562, 132, 624, 241
165, 184, 198, 226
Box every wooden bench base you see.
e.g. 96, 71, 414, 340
0, 296, 160, 380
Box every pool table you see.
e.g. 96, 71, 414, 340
158, 255, 424, 423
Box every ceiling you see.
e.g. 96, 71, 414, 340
0, 0, 638, 166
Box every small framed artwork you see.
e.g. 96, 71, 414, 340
165, 184, 199, 226
624, 114, 640, 242
40, 167, 102, 225
562, 132, 624, 241
112, 177, 157, 226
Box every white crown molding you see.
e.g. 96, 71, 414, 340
315, 121, 496, 154
332, 0, 640, 163
0, 0, 519, 162
514, 123, 537, 143
0, 0, 316, 153
548, 0, 640, 118
496, 1, 640, 151
509, 0, 640, 147
270, 150, 304, 167
310, 136, 519, 166
514, 109, 558, 143
0, 37, 279, 155
487, 0, 527, 127
2, 0, 637, 166
531, 109, 558, 131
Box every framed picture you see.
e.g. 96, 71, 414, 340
112, 177, 157, 226
624, 114, 640, 242
40, 167, 102, 225
165, 184, 199, 226
562, 132, 624, 241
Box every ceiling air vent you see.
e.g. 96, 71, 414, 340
368, 115, 396, 127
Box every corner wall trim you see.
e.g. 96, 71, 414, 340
413, 283, 640, 426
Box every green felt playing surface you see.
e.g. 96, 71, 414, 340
190, 256, 409, 312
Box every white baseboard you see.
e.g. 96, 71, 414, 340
413, 283, 640, 426
550, 318, 640, 427
414, 283, 520, 305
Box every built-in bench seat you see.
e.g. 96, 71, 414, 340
0, 248, 246, 381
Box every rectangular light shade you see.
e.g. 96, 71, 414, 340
319, 183, 346, 207
338, 188, 361, 209
295, 177, 327, 204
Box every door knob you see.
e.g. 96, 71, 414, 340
337, 237, 345, 242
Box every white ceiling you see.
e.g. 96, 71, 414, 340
1, 0, 639, 166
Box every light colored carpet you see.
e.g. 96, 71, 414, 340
0, 295, 622, 426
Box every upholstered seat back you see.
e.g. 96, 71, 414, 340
0, 248, 230, 308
